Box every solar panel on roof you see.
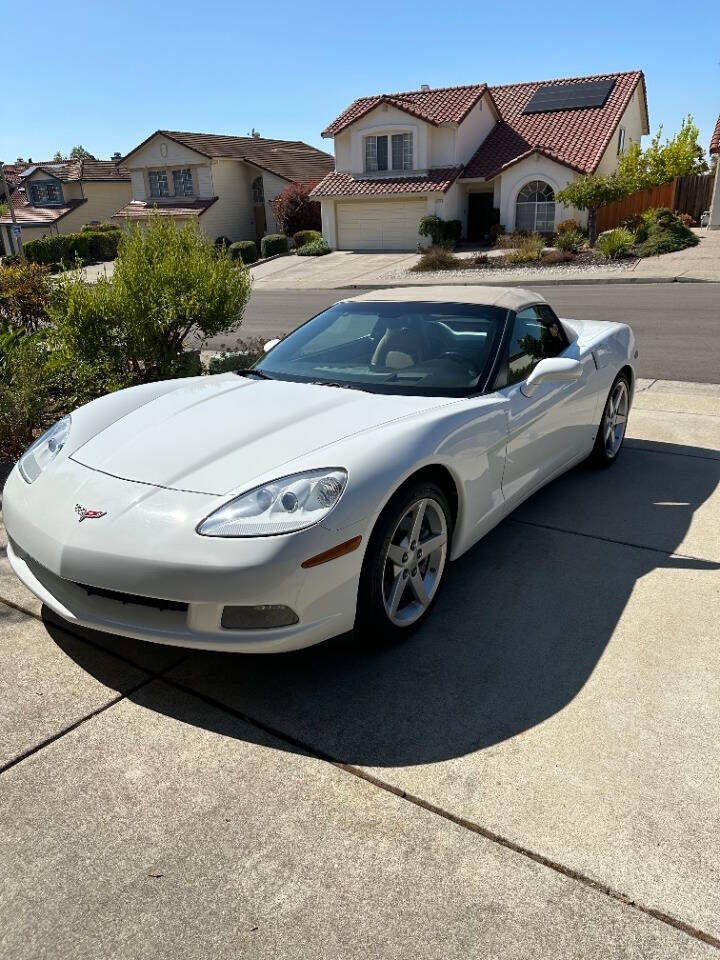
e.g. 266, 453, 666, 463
522, 79, 616, 115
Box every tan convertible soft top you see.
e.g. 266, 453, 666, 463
342, 285, 547, 313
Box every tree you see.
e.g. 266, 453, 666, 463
271, 183, 321, 236
53, 145, 97, 162
49, 216, 251, 399
555, 174, 625, 245
617, 116, 709, 192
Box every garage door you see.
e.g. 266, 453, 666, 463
337, 199, 425, 251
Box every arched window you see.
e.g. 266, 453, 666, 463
515, 180, 555, 233
252, 176, 265, 205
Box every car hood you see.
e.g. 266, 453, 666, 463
71, 375, 453, 495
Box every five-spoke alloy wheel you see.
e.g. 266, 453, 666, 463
591, 374, 631, 467
357, 481, 452, 641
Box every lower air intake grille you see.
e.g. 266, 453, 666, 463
76, 582, 188, 613
221, 605, 299, 630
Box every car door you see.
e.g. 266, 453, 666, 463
498, 304, 598, 507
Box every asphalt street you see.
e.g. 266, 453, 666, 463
205, 282, 720, 383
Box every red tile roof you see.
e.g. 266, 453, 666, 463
710, 115, 720, 155
310, 167, 463, 199
124, 132, 334, 184
112, 198, 218, 220
464, 71, 647, 179
0, 191, 87, 225
321, 84, 489, 137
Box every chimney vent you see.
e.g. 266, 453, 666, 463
112, 151, 122, 161
420, 84, 430, 92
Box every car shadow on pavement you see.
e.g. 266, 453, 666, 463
46, 439, 719, 768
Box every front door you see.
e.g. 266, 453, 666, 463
254, 204, 266, 246
467, 193, 497, 242
498, 305, 596, 507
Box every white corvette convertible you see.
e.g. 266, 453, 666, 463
4, 286, 636, 653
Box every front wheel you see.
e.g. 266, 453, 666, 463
589, 374, 630, 467
355, 482, 452, 642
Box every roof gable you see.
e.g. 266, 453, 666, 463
122, 130, 334, 183
710, 115, 720, 156
321, 84, 489, 137
463, 70, 647, 179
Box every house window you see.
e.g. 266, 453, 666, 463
515, 180, 555, 233
148, 169, 169, 198
364, 133, 413, 173
252, 176, 265, 204
391, 133, 412, 170
30, 182, 63, 206
617, 126, 626, 155
172, 168, 193, 197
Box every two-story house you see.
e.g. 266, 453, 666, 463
114, 130, 334, 244
0, 159, 131, 253
311, 71, 649, 250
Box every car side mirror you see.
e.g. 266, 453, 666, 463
263, 338, 280, 353
521, 357, 582, 397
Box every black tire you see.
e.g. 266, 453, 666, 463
355, 481, 453, 643
589, 373, 631, 468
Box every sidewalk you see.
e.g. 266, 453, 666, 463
1, 380, 718, 959
252, 229, 720, 290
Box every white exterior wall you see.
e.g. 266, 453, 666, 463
342, 105, 429, 173
595, 85, 648, 176
708, 167, 720, 229
124, 134, 212, 202
430, 126, 456, 167
497, 154, 582, 231
455, 94, 496, 165
59, 181, 133, 232
199, 159, 254, 242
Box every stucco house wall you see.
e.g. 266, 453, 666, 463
199, 159, 255, 241
497, 154, 581, 231
59, 181, 133, 232
454, 94, 496, 165
595, 85, 647, 176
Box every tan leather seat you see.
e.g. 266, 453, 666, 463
371, 328, 419, 369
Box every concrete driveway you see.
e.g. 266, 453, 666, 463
251, 250, 419, 289
1, 380, 719, 959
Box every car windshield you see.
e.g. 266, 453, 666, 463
253, 301, 508, 396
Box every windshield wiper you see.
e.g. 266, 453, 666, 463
236, 369, 273, 380
306, 380, 368, 392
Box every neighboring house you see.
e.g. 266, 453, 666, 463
312, 71, 649, 250
0, 160, 132, 253
114, 130, 334, 244
708, 115, 720, 230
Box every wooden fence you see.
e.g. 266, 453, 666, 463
596, 174, 716, 232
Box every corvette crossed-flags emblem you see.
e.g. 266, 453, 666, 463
75, 504, 107, 523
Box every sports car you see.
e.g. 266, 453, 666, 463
3, 286, 636, 653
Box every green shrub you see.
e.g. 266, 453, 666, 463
554, 229, 585, 253
411, 246, 464, 272
504, 234, 545, 264
293, 230, 323, 248
0, 261, 52, 331
48, 216, 251, 401
296, 239, 331, 257
81, 222, 122, 233
442, 219, 462, 248
24, 229, 121, 267
214, 236, 232, 250
596, 228, 636, 260
228, 240, 258, 264
260, 233, 289, 258
636, 208, 699, 257
0, 327, 56, 460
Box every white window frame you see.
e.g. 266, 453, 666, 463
617, 126, 626, 155
148, 169, 169, 198
515, 180, 556, 233
364, 132, 413, 173
172, 168, 194, 197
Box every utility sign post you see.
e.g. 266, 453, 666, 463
0, 161, 24, 257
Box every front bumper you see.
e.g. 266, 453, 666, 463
3, 460, 365, 653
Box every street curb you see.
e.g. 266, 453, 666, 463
338, 275, 717, 290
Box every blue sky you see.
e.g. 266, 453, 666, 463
2, 0, 718, 164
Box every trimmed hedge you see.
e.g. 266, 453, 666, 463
228, 240, 258, 264
293, 229, 323, 248
296, 239, 331, 257
24, 229, 122, 268
81, 222, 122, 233
260, 233, 289, 258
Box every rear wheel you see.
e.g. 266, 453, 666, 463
356, 482, 452, 642
590, 374, 630, 467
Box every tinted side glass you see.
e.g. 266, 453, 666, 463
507, 306, 568, 385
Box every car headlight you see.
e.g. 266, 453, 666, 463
18, 416, 72, 484
197, 468, 348, 537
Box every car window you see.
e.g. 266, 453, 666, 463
507, 305, 568, 385
298, 311, 378, 356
